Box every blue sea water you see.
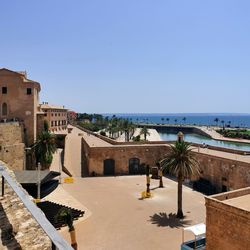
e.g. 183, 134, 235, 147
104, 113, 250, 150
105, 113, 250, 128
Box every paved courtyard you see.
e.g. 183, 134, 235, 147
58, 176, 206, 250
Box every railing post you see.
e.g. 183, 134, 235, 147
2, 176, 4, 196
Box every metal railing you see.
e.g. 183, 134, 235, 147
0, 164, 73, 250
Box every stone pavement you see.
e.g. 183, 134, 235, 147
59, 176, 205, 250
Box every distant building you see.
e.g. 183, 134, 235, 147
39, 102, 68, 132
0, 68, 41, 146
67, 110, 77, 123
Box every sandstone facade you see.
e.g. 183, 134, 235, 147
40, 102, 68, 132
0, 68, 41, 146
0, 123, 24, 170
81, 134, 250, 192
205, 188, 250, 250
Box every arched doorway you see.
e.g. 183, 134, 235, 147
103, 159, 115, 176
129, 158, 141, 175
2, 103, 7, 116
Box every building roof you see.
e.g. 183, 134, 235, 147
14, 170, 60, 184
222, 194, 250, 212
40, 103, 68, 111
0, 68, 41, 91
206, 187, 250, 213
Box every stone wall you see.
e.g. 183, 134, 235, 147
0, 123, 24, 170
0, 161, 51, 249
0, 69, 41, 146
205, 188, 250, 250
86, 144, 168, 176
195, 152, 250, 192
82, 137, 250, 192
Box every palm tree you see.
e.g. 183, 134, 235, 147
166, 118, 170, 124
160, 141, 200, 218
182, 117, 186, 125
140, 126, 150, 140
221, 120, 225, 129
161, 117, 165, 124
55, 208, 77, 249
34, 122, 57, 169
174, 119, 178, 125
121, 119, 135, 141
214, 118, 219, 126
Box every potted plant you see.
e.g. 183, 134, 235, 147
55, 208, 77, 249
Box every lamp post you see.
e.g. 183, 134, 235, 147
146, 165, 150, 194
37, 162, 41, 202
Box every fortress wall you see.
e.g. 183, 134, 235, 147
83, 137, 250, 192
0, 123, 25, 170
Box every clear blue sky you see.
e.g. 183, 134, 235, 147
1, 1, 250, 113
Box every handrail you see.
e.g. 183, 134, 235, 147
0, 165, 73, 250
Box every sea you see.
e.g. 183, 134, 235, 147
105, 113, 250, 128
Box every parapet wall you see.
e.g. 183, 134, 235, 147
195, 152, 250, 192
0, 122, 25, 170
205, 187, 250, 250
0, 161, 51, 249
82, 136, 250, 192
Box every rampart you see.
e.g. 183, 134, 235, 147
205, 187, 250, 250
0, 122, 25, 170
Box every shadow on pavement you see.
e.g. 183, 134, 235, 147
149, 212, 191, 228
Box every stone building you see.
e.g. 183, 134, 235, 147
39, 102, 68, 132
79, 127, 250, 192
0, 68, 41, 146
67, 110, 77, 123
205, 187, 250, 250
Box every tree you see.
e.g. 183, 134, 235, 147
55, 208, 77, 249
174, 119, 178, 124
34, 122, 57, 169
221, 120, 225, 129
214, 118, 219, 126
166, 118, 170, 124
140, 126, 150, 141
43, 120, 49, 132
161, 117, 165, 124
182, 117, 186, 124
121, 119, 135, 141
160, 141, 200, 218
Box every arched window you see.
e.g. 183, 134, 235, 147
2, 103, 7, 116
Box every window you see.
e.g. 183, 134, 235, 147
51, 121, 54, 127
2, 103, 7, 116
27, 88, 32, 95
2, 87, 7, 94
55, 121, 57, 126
